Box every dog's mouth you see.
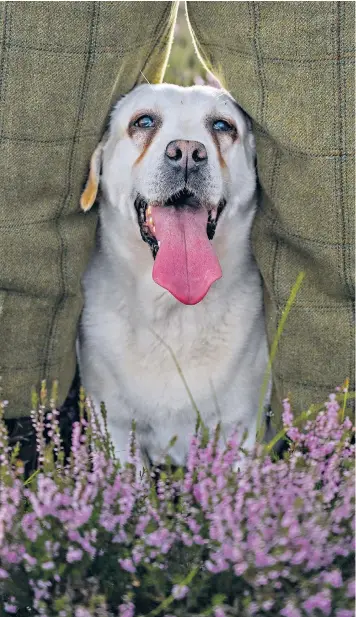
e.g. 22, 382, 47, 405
135, 189, 225, 305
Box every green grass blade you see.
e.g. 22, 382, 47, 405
256, 271, 305, 443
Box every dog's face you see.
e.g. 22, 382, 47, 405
81, 84, 256, 305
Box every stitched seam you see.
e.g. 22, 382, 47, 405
255, 126, 355, 159
198, 40, 355, 64
267, 145, 281, 352
0, 286, 80, 300
0, 2, 11, 140
333, 4, 355, 386
275, 303, 354, 312
340, 2, 356, 384
337, 3, 348, 295
0, 216, 84, 229
131, 1, 175, 89
0, 354, 74, 372
5, 36, 159, 55
251, 2, 267, 126
276, 375, 355, 390
42, 3, 100, 381
0, 131, 99, 144
261, 198, 354, 247
268, 146, 281, 225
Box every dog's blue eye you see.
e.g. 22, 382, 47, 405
134, 115, 155, 129
213, 119, 232, 132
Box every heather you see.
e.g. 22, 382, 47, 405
0, 382, 355, 617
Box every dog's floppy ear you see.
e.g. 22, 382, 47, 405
233, 101, 255, 162
233, 101, 252, 132
80, 133, 108, 212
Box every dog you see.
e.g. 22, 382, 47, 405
78, 83, 268, 471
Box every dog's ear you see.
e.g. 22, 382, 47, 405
80, 133, 108, 212
233, 102, 255, 161
232, 101, 252, 132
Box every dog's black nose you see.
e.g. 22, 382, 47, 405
165, 140, 208, 172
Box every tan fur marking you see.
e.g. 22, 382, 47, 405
211, 132, 226, 169
80, 142, 104, 211
134, 126, 159, 166
80, 169, 99, 211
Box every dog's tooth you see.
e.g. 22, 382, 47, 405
153, 225, 156, 234
147, 206, 152, 215
148, 216, 153, 226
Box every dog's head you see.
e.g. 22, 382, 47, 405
81, 84, 256, 305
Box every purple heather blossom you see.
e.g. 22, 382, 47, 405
119, 557, 136, 573
0, 389, 354, 615
303, 590, 332, 615
41, 561, 55, 570
322, 569, 343, 588
119, 602, 135, 617
172, 584, 189, 599
280, 603, 302, 617
75, 609, 92, 617
66, 546, 83, 563
214, 609, 227, 617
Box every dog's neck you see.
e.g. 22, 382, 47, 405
98, 196, 259, 328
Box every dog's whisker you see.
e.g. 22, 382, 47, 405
139, 71, 155, 92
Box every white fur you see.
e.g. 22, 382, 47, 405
78, 84, 268, 470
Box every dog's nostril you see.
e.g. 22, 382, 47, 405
166, 143, 183, 162
173, 147, 182, 161
192, 147, 207, 163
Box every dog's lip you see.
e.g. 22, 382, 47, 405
163, 188, 201, 209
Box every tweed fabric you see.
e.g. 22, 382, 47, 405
186, 1, 355, 427
0, 1, 178, 418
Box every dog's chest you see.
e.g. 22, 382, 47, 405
95, 295, 242, 412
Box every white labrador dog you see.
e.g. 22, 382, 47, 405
78, 83, 268, 469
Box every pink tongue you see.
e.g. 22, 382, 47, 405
152, 206, 222, 305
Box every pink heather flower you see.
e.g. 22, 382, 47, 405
214, 609, 227, 617
336, 611, 354, 617
262, 600, 274, 611
280, 604, 302, 617
323, 569, 343, 588
303, 590, 332, 616
0, 388, 354, 616
42, 561, 55, 570
346, 580, 355, 598
4, 603, 17, 614
75, 609, 92, 617
282, 398, 293, 427
66, 547, 83, 563
119, 558, 136, 573
119, 602, 135, 617
247, 602, 258, 615
172, 584, 189, 600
